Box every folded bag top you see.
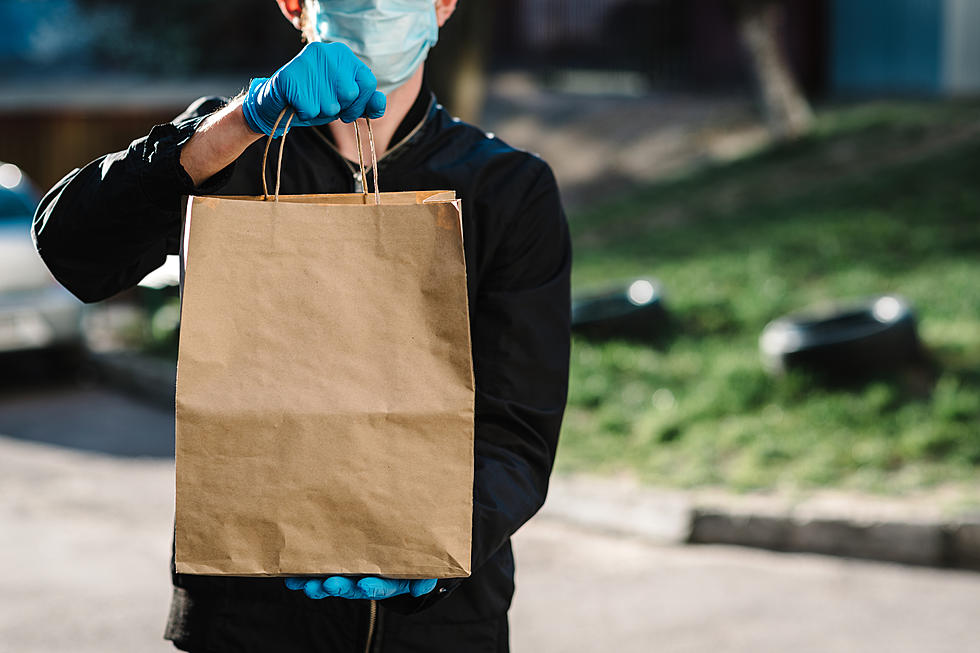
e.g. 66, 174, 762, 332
175, 111, 474, 578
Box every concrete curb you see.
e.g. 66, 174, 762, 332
88, 350, 980, 571
87, 351, 176, 410
688, 510, 974, 568
541, 476, 980, 571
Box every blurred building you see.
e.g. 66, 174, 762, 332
831, 0, 980, 95
493, 0, 828, 94
493, 0, 980, 97
0, 0, 285, 190
3, 0, 980, 190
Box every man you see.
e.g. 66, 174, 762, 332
33, 1, 571, 651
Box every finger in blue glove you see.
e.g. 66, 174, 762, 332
304, 579, 331, 599
323, 576, 359, 599
242, 41, 386, 137
284, 577, 308, 591
357, 577, 411, 599
409, 578, 438, 597
284, 575, 437, 600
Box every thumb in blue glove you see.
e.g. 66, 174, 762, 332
242, 41, 386, 137
285, 576, 437, 600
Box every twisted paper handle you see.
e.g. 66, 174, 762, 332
261, 109, 380, 205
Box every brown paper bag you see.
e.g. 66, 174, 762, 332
174, 121, 473, 579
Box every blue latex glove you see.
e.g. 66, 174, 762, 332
242, 41, 386, 137
285, 576, 437, 600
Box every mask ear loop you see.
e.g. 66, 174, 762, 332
352, 118, 381, 205
260, 108, 295, 202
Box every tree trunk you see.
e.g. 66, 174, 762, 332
734, 0, 813, 141
424, 0, 493, 123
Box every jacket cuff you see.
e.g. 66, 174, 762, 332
137, 117, 236, 212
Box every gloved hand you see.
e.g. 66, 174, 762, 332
285, 576, 437, 600
242, 41, 386, 137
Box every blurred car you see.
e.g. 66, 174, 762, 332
0, 162, 85, 361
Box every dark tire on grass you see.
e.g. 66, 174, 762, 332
572, 279, 670, 343
759, 295, 924, 379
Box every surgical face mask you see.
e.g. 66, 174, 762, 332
305, 0, 439, 95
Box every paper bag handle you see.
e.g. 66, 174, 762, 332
352, 118, 381, 206
260, 108, 380, 205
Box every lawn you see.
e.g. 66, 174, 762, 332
558, 100, 980, 492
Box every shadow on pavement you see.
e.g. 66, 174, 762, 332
0, 351, 174, 458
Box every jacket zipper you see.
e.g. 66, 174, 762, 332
318, 102, 421, 653
364, 599, 378, 653
311, 100, 436, 652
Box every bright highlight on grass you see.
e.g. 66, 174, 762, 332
627, 280, 655, 305
872, 296, 903, 323
0, 163, 23, 190
759, 323, 803, 357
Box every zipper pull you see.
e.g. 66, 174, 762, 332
364, 599, 377, 653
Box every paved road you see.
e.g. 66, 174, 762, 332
0, 383, 174, 457
513, 521, 980, 653
2, 383, 979, 652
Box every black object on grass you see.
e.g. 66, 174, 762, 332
572, 279, 669, 342
759, 295, 923, 378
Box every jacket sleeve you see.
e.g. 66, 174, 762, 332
32, 97, 233, 303
468, 160, 571, 570
385, 158, 572, 614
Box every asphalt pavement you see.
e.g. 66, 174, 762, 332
2, 382, 979, 653
513, 521, 980, 653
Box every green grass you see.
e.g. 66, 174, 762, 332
559, 100, 980, 493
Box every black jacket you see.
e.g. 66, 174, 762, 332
33, 90, 571, 653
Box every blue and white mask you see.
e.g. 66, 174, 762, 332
306, 0, 439, 95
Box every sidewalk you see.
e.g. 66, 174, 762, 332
541, 475, 980, 570
482, 73, 770, 208
0, 435, 174, 653
2, 432, 979, 653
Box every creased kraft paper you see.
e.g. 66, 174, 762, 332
175, 192, 473, 578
